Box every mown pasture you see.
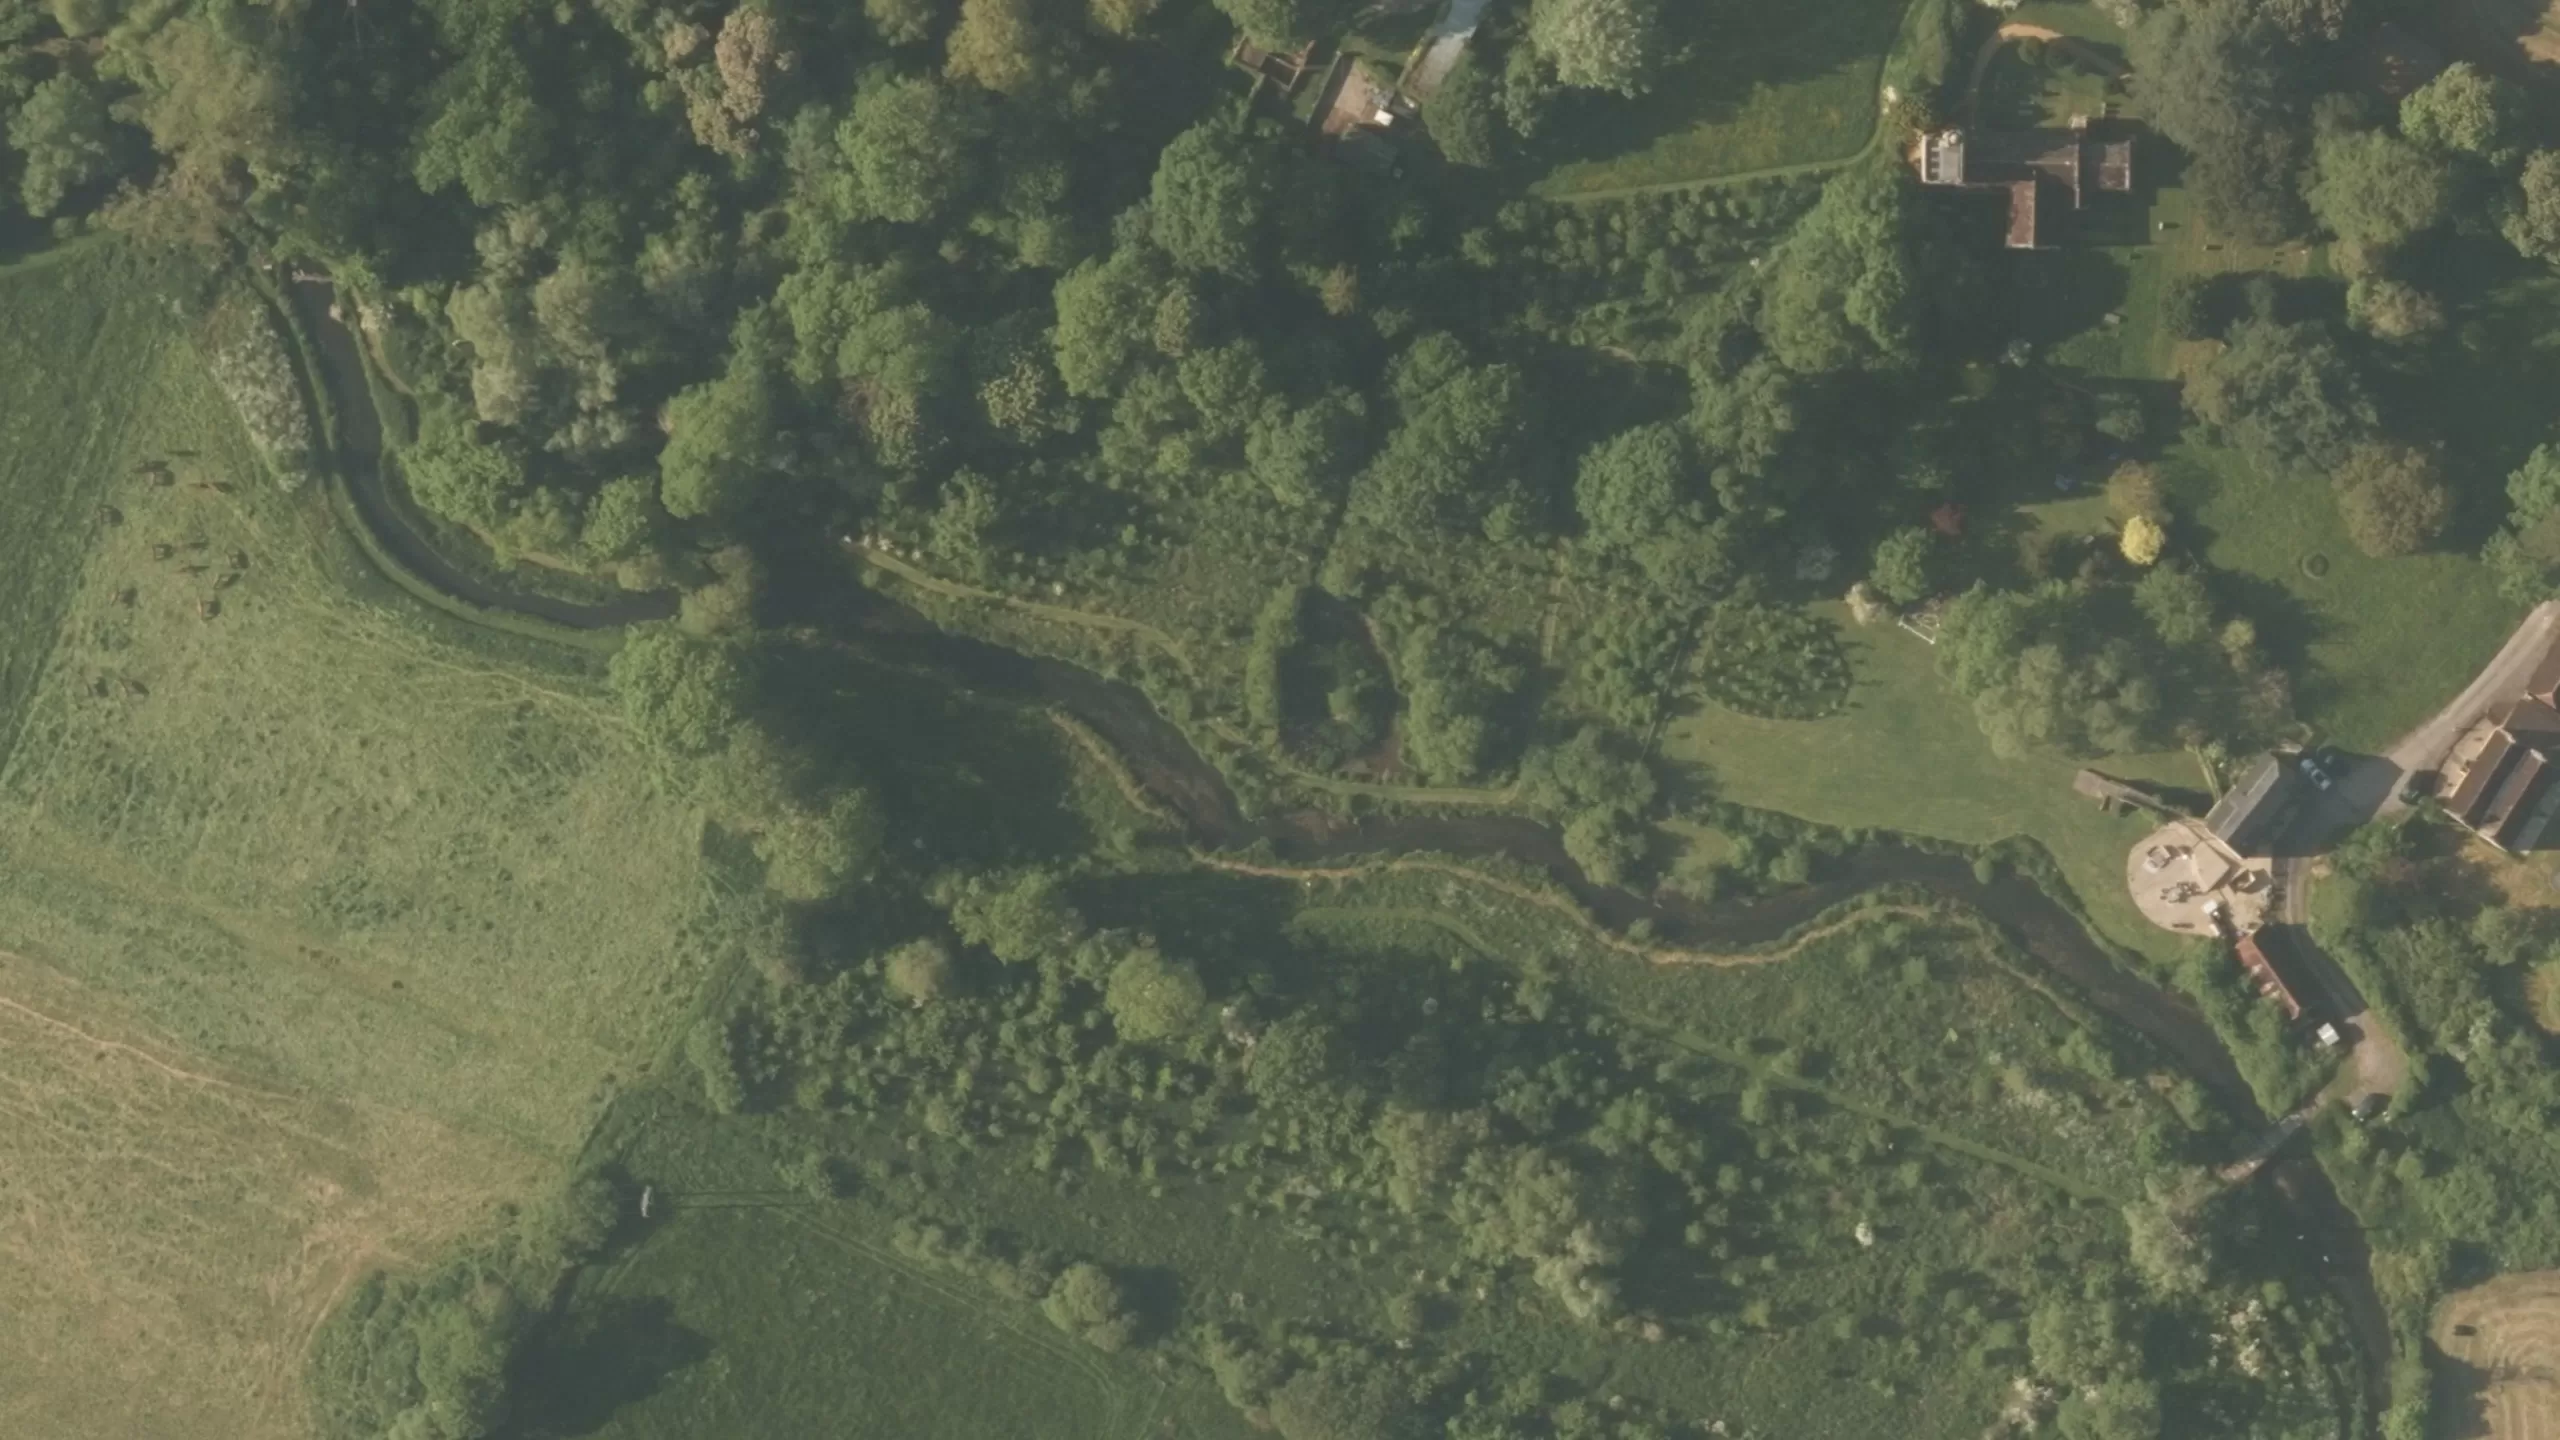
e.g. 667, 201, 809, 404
0, 246, 719, 1438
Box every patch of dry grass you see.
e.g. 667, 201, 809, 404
0, 249, 721, 1436
2436, 1270, 2560, 1440
0, 949, 539, 1440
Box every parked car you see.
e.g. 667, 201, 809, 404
2351, 1093, 2389, 1123
2297, 754, 2333, 791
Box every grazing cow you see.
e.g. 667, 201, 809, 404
197, 599, 219, 621
96, 505, 122, 526
178, 564, 208, 577
213, 572, 237, 590
228, 550, 248, 570
151, 543, 175, 561
112, 587, 136, 607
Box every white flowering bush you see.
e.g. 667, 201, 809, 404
202, 295, 316, 488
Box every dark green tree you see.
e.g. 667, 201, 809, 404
2503, 150, 2560, 265
1574, 422, 1695, 554
2183, 318, 2376, 475
2129, 0, 2308, 243
1428, 52, 1504, 167
1149, 117, 1280, 278
1867, 526, 1938, 606
1041, 1263, 1141, 1351
1103, 947, 1207, 1042
8, 73, 126, 216
2335, 442, 2452, 557
1528, 0, 1666, 95
2401, 62, 2524, 165
609, 625, 750, 757
659, 314, 780, 520
1209, 0, 1357, 47
833, 72, 987, 224
2306, 127, 2453, 252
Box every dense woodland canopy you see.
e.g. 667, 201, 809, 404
16, 0, 2560, 1435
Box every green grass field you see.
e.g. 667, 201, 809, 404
1649, 603, 2194, 963
549, 1212, 1181, 1440
1535, 0, 1911, 198
0, 245, 721, 1439
2161, 440, 2521, 750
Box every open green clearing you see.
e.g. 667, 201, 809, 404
537, 1206, 1194, 1440
2162, 440, 2518, 749
1650, 604, 2193, 962
0, 246, 716, 1438
1534, 0, 1913, 198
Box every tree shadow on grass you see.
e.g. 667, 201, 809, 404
2427, 1343, 2498, 1440
1528, 0, 1910, 173
511, 1295, 714, 1439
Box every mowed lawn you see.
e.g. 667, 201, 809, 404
2161, 439, 2521, 751
1655, 605, 2193, 965
1535, 0, 1910, 198
0, 248, 719, 1438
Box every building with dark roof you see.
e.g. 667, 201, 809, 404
1916, 119, 2134, 249
2203, 755, 2300, 861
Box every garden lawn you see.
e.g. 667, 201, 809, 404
1654, 603, 2193, 965
0, 247, 721, 1437
2161, 439, 2520, 750
1534, 0, 1910, 198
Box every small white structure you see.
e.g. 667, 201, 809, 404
2314, 1023, 2343, 1049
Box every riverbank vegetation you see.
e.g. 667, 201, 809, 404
513, 844, 2361, 1440
2305, 812, 2560, 1438
1, 0, 2552, 1430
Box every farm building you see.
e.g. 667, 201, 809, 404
1915, 119, 2133, 249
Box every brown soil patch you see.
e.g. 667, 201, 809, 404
0, 950, 541, 1440
2530, 962, 2560, 1036
2437, 1271, 2560, 1440
2469, 0, 2560, 66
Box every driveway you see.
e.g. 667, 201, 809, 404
2382, 599, 2560, 779
2257, 603, 2559, 1090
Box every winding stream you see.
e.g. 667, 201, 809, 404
296, 279, 2392, 1420
286, 277, 678, 629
